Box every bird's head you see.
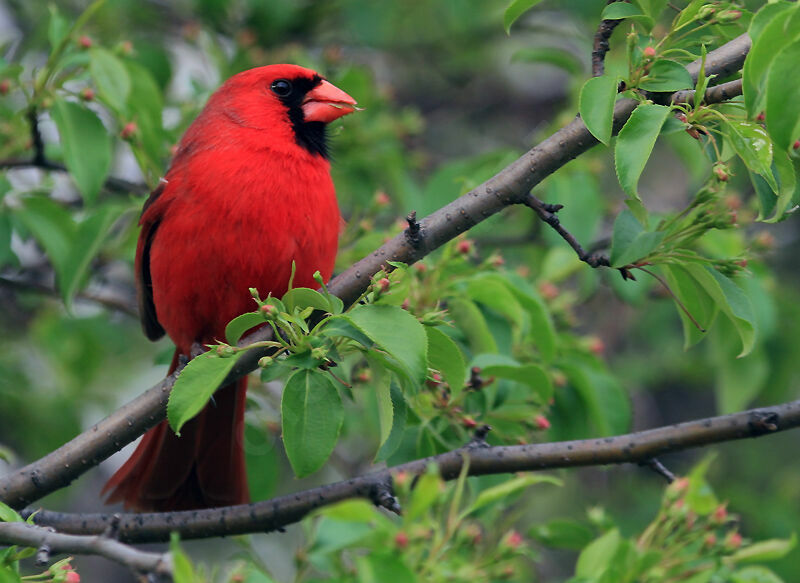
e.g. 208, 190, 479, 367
205, 64, 358, 158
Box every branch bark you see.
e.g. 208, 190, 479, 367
0, 33, 751, 510
0, 521, 172, 578
24, 399, 798, 543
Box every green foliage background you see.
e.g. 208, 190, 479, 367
0, 0, 799, 581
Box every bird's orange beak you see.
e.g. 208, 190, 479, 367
302, 80, 358, 123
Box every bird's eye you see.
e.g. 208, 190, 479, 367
270, 79, 293, 97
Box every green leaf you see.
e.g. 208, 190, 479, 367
342, 305, 428, 387
639, 60, 693, 92
580, 75, 618, 145
482, 363, 553, 403
503, 0, 544, 34
615, 104, 671, 200
405, 466, 442, 522
281, 369, 344, 477
60, 205, 122, 309
609, 209, 665, 267
732, 533, 797, 564
375, 381, 407, 462
47, 4, 70, 51
0, 501, 22, 523
356, 552, 416, 583
467, 474, 561, 514
225, 312, 265, 345
15, 197, 74, 286
575, 528, 621, 577
50, 98, 112, 204
563, 361, 631, 436
89, 47, 131, 113
530, 519, 596, 550
661, 264, 717, 349
766, 40, 800, 152
683, 264, 756, 357
602, 2, 644, 19
425, 326, 466, 398
466, 274, 527, 333
283, 287, 337, 314
510, 47, 584, 75
731, 566, 785, 583
170, 533, 196, 583
743, 3, 800, 118
507, 280, 557, 362
725, 120, 777, 192
167, 351, 244, 435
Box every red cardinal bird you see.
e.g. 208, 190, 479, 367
102, 65, 357, 511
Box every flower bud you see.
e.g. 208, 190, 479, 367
80, 87, 95, 101
723, 531, 742, 551
374, 191, 390, 207
377, 277, 391, 293
713, 164, 729, 182
120, 121, 138, 141
258, 356, 274, 368
501, 530, 524, 550
457, 239, 474, 255
0, 80, 9, 95
712, 504, 728, 524
716, 9, 741, 22
78, 35, 92, 49
793, 140, 800, 151
462, 415, 477, 429
260, 303, 278, 319
534, 415, 551, 430
696, 5, 716, 19
643, 46, 656, 58
394, 531, 409, 549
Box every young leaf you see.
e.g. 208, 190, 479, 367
60, 205, 123, 309
683, 264, 756, 357
732, 533, 797, 564
765, 40, 800, 153
225, 312, 265, 345
725, 120, 777, 192
283, 287, 336, 314
743, 3, 800, 117
89, 47, 131, 113
343, 305, 428, 387
281, 369, 343, 477
0, 501, 22, 523
575, 528, 622, 577
579, 75, 618, 145
609, 209, 664, 267
170, 533, 196, 583
50, 98, 112, 204
503, 0, 544, 34
615, 104, 671, 199
47, 4, 70, 51
425, 326, 467, 398
405, 466, 442, 522
510, 47, 584, 75
661, 264, 718, 349
481, 363, 554, 403
15, 197, 74, 285
530, 519, 596, 550
167, 351, 244, 435
638, 60, 693, 92
446, 297, 498, 354
375, 381, 407, 462
467, 474, 561, 514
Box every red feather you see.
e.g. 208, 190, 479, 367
103, 65, 355, 511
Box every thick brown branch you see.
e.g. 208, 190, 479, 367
0, 521, 172, 578
0, 33, 752, 511
24, 399, 800, 543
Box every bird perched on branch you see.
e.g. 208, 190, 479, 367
102, 65, 357, 511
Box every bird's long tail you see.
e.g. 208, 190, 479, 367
102, 350, 250, 511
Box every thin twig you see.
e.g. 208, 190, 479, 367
640, 458, 677, 483
0, 275, 139, 317
0, 521, 172, 579
524, 193, 610, 268
0, 158, 149, 195
22, 398, 800, 543
637, 266, 706, 332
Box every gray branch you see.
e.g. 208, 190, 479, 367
24, 398, 798, 543
0, 521, 172, 579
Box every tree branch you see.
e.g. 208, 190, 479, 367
0, 521, 172, 579
0, 33, 752, 511
592, 0, 626, 77
23, 399, 799, 543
